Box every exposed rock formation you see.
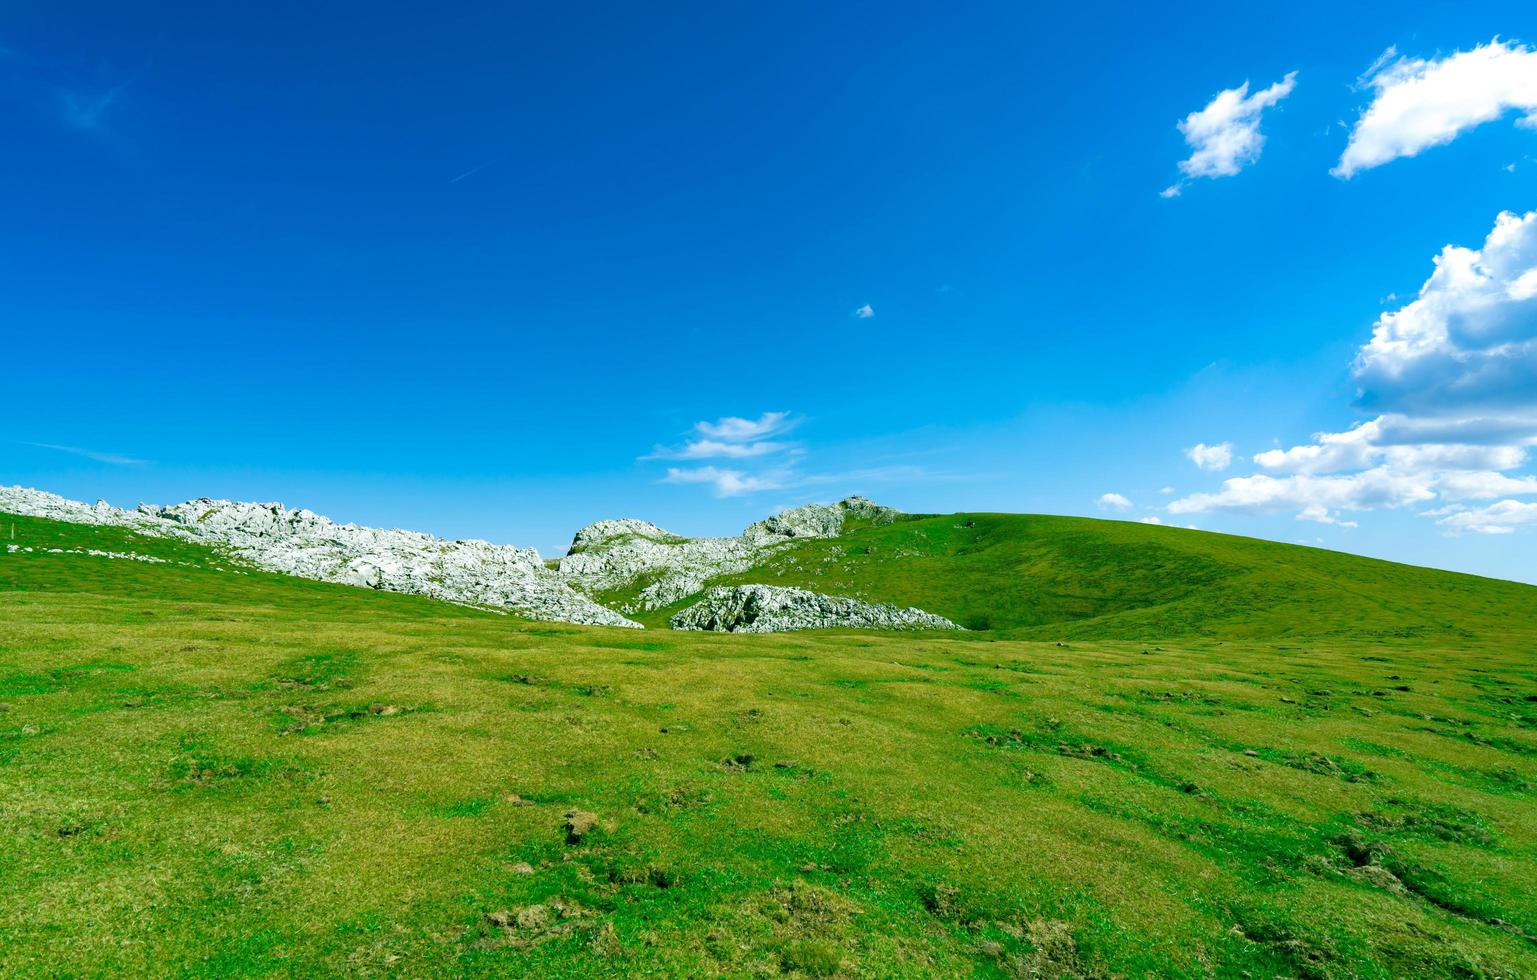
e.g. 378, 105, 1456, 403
557, 496, 900, 615
670, 584, 962, 634
0, 486, 638, 628
2, 486, 932, 633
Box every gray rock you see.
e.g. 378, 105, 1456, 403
2, 487, 912, 632
670, 584, 962, 634
559, 496, 899, 614
0, 486, 638, 628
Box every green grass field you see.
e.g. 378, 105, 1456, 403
2, 511, 1535, 977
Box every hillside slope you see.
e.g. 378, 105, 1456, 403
8, 485, 1533, 642
2, 510, 1536, 977
674, 513, 1537, 642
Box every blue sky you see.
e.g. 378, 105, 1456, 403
4, 2, 1537, 581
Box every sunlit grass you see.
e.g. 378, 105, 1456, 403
1, 513, 1534, 976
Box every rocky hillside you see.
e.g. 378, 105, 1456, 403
0, 486, 635, 627
0, 486, 924, 632
670, 584, 962, 633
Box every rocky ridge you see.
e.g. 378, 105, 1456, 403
1, 486, 954, 633
557, 496, 900, 614
0, 486, 637, 627
670, 584, 963, 633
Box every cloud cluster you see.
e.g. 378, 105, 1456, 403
1434, 499, 1537, 534
1354, 209, 1537, 415
1185, 442, 1233, 471
647, 412, 799, 496
1163, 72, 1297, 197
1336, 40, 1537, 178
648, 413, 948, 499
1169, 209, 1537, 533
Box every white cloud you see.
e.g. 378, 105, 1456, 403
1170, 469, 1435, 516
1185, 442, 1234, 471
1354, 209, 1537, 416
1169, 208, 1537, 535
854, 304, 874, 319
645, 411, 800, 464
1336, 40, 1537, 178
662, 466, 787, 497
644, 439, 791, 461
1163, 72, 1297, 196
694, 412, 795, 442
1436, 498, 1537, 534
1098, 492, 1133, 511
1297, 504, 1358, 529
1253, 419, 1530, 475
1159, 486, 1174, 494
26, 442, 147, 466
1139, 515, 1163, 525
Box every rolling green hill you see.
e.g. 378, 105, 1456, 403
629, 512, 1537, 643
2, 510, 1536, 977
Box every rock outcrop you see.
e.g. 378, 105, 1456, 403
0, 486, 638, 627
557, 496, 896, 614
670, 584, 962, 634
2, 486, 933, 633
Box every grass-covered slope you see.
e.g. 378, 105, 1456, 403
663, 512, 1537, 641
3, 513, 1536, 977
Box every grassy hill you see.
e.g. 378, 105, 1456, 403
629, 512, 1537, 644
2, 511, 1536, 977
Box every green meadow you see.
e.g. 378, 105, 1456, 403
2, 511, 1535, 977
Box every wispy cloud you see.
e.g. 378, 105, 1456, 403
449, 159, 498, 183
649, 412, 969, 500
644, 412, 800, 462
57, 85, 123, 133
643, 439, 793, 461
693, 412, 796, 442
1163, 71, 1297, 197
662, 466, 789, 497
27, 442, 148, 466
1335, 40, 1537, 178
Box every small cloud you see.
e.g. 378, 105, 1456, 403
1185, 442, 1234, 471
694, 411, 795, 442
1098, 492, 1133, 511
854, 304, 874, 319
643, 439, 791, 461
1166, 71, 1297, 195
26, 442, 147, 466
1159, 486, 1175, 494
1297, 504, 1358, 528
1139, 515, 1164, 525
662, 466, 786, 497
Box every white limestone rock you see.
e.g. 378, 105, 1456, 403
0, 486, 637, 628
558, 496, 898, 614
566, 518, 678, 555
669, 584, 962, 634
2, 486, 911, 632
